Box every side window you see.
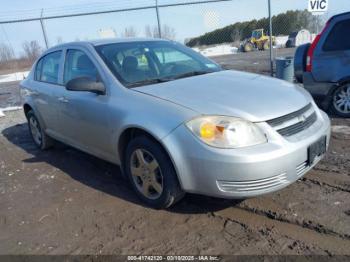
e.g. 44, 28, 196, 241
153, 47, 202, 70
323, 19, 350, 52
64, 49, 98, 84
154, 47, 192, 64
37, 51, 62, 84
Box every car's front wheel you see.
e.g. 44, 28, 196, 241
331, 84, 350, 118
26, 110, 53, 150
125, 136, 185, 209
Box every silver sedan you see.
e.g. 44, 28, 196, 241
21, 38, 331, 208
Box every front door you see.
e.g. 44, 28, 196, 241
57, 48, 112, 156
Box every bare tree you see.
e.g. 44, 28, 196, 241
144, 24, 176, 40
230, 28, 241, 47
144, 25, 153, 38
0, 43, 14, 62
162, 24, 176, 40
22, 41, 42, 62
230, 28, 241, 42
122, 26, 137, 37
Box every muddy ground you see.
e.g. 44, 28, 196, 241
0, 50, 350, 255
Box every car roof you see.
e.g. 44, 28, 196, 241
46, 37, 168, 51
330, 11, 350, 22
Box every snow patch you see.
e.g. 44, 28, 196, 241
0, 106, 22, 118
275, 36, 289, 48
193, 44, 238, 57
0, 71, 29, 83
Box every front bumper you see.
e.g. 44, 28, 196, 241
162, 109, 331, 199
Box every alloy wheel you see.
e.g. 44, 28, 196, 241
130, 149, 163, 200
29, 116, 42, 146
333, 84, 350, 114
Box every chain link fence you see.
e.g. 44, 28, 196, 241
0, 0, 348, 79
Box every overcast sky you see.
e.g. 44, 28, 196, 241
0, 0, 348, 54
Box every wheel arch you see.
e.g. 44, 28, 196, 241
117, 126, 183, 188
23, 103, 33, 118
337, 77, 350, 87
23, 102, 47, 131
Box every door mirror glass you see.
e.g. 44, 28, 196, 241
66, 77, 106, 95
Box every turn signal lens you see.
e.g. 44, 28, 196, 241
200, 122, 216, 140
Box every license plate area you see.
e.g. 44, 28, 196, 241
308, 136, 327, 166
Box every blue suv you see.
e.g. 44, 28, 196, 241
294, 12, 350, 117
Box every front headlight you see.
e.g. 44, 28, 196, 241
186, 116, 267, 148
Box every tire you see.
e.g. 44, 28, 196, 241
285, 39, 293, 48
26, 110, 53, 150
263, 41, 270, 50
330, 84, 350, 118
244, 42, 254, 52
125, 136, 185, 209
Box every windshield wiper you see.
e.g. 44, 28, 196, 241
166, 70, 212, 81
127, 71, 213, 88
127, 78, 172, 88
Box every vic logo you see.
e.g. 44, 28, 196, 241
309, 0, 328, 12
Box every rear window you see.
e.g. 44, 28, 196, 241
35, 51, 62, 84
323, 19, 350, 52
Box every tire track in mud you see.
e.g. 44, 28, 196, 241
237, 204, 350, 241
234, 178, 350, 241
230, 178, 350, 244
211, 207, 350, 254
301, 176, 350, 193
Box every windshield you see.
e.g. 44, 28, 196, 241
95, 41, 222, 87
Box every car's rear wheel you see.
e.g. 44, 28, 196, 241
26, 110, 53, 150
331, 84, 350, 118
125, 136, 185, 209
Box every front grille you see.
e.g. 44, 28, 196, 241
267, 103, 317, 137
277, 112, 317, 137
217, 173, 289, 193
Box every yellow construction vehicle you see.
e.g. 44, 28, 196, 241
243, 29, 275, 52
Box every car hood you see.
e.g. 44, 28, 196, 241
133, 70, 312, 122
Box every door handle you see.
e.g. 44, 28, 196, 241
58, 97, 69, 103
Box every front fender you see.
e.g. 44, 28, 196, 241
108, 90, 198, 164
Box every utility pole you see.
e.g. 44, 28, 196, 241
268, 0, 273, 76
40, 9, 49, 49
155, 0, 162, 38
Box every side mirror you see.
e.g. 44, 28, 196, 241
66, 77, 106, 95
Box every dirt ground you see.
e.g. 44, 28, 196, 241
0, 50, 350, 255
213, 48, 296, 74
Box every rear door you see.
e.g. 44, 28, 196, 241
32, 50, 63, 133
313, 17, 350, 82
